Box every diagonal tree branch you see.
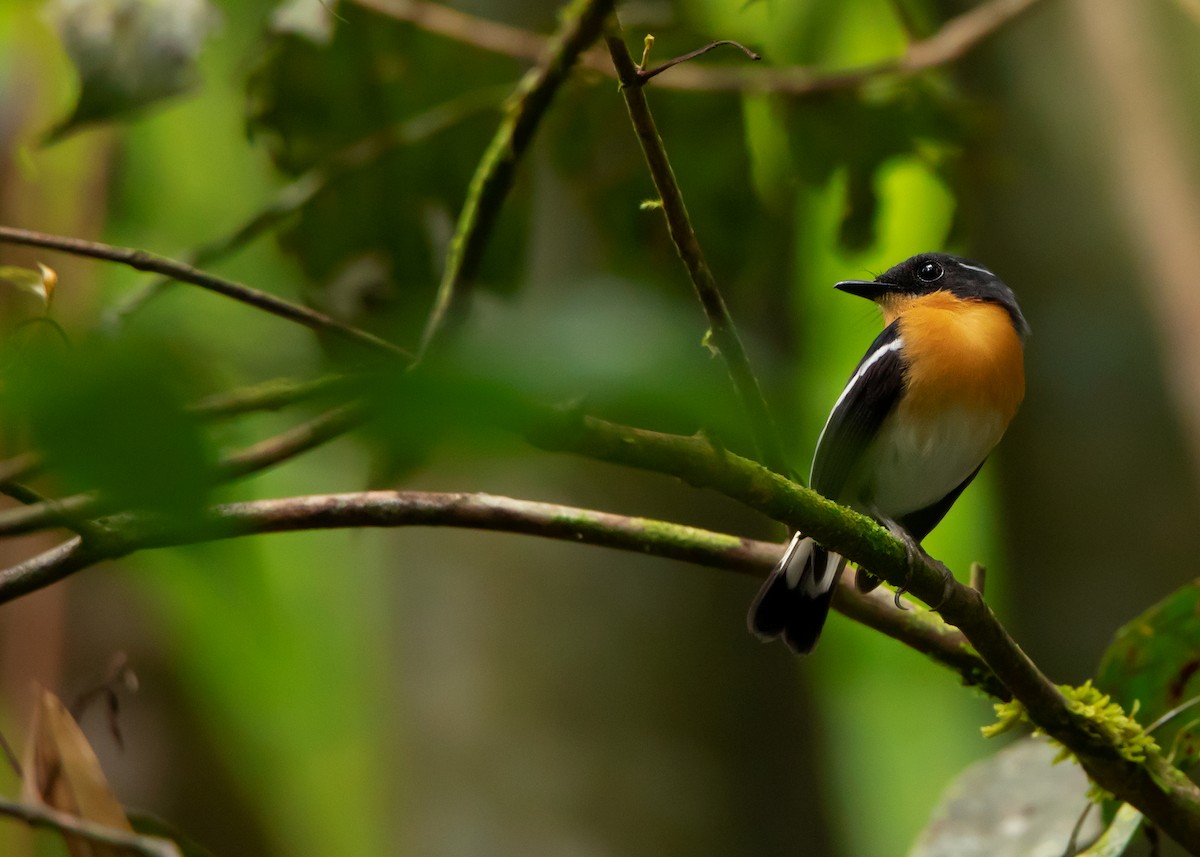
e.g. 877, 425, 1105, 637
357, 0, 1048, 95
605, 27, 789, 478
523, 411, 1200, 847
416, 0, 617, 358
0, 225, 410, 359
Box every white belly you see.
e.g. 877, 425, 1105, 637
867, 406, 1006, 517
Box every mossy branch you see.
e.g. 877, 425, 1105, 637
0, 489, 999, 695
523, 409, 1200, 847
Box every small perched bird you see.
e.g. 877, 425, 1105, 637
749, 253, 1029, 654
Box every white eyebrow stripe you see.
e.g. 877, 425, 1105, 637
812, 337, 904, 474
957, 262, 994, 276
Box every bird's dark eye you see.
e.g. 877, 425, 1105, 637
916, 261, 944, 283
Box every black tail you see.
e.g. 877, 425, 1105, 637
747, 533, 847, 654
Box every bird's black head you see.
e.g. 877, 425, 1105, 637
835, 253, 1030, 338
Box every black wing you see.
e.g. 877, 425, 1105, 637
810, 322, 906, 501
898, 460, 985, 543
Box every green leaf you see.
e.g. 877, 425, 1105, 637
907, 737, 1100, 857
0, 263, 56, 308
3, 337, 217, 517
1096, 581, 1200, 768
785, 81, 965, 251
245, 3, 518, 347
44, 0, 220, 144
1076, 803, 1144, 857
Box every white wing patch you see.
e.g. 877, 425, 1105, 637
811, 337, 904, 478
781, 534, 812, 588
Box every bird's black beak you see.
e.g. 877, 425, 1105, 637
834, 279, 894, 300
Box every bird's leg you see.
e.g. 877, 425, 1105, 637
879, 519, 920, 610
877, 518, 958, 610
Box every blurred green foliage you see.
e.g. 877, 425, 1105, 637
1098, 582, 1200, 772
0, 0, 1043, 856
4, 335, 216, 516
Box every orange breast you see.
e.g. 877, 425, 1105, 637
893, 292, 1025, 424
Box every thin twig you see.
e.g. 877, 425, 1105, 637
0, 490, 1002, 694
415, 0, 617, 358
0, 796, 180, 857
102, 86, 506, 328
1148, 695, 1200, 734
605, 28, 790, 477
218, 402, 367, 479
0, 226, 410, 359
189, 373, 351, 418
0, 453, 41, 484
0, 481, 108, 543
0, 402, 368, 538
969, 561, 986, 594
355, 0, 1047, 95
637, 39, 760, 83
0, 730, 21, 778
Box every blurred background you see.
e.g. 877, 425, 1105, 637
1, 0, 1199, 855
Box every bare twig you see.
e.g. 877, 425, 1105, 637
416, 0, 617, 357
605, 29, 789, 477
0, 481, 107, 543
0, 731, 21, 777
218, 402, 367, 479
0, 453, 41, 484
189, 373, 351, 418
969, 561, 987, 594
0, 492, 100, 540
1148, 696, 1200, 735
356, 0, 1047, 95
0, 796, 180, 857
637, 39, 760, 83
0, 225, 410, 359
0, 402, 368, 538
